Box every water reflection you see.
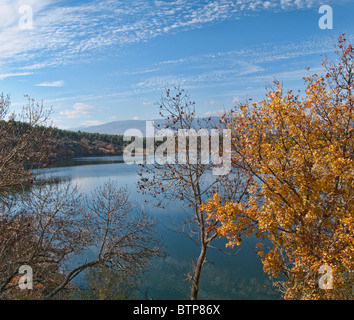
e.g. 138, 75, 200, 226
49, 156, 127, 168
35, 156, 280, 300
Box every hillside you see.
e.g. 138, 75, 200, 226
5, 121, 128, 161
8, 116, 221, 162
51, 127, 127, 160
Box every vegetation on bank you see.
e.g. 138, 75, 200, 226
3, 120, 128, 161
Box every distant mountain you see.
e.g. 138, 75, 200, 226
73, 120, 164, 137
73, 117, 221, 137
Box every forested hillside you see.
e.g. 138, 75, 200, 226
51, 126, 127, 159
6, 121, 127, 161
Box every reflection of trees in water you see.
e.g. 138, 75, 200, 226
48, 157, 126, 169
144, 256, 280, 300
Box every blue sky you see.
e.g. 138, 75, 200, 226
0, 0, 353, 129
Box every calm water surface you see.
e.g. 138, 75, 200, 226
37, 155, 280, 300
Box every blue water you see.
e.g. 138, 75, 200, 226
37, 156, 280, 300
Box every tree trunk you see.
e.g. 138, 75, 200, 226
190, 242, 207, 300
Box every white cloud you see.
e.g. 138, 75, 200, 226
60, 103, 94, 119
0, 72, 32, 80
280, 0, 292, 9
35, 80, 64, 87
22, 63, 50, 70
249, 1, 262, 11
263, 1, 273, 9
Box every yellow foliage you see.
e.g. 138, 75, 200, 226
203, 34, 354, 300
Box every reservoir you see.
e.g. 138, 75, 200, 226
37, 155, 280, 300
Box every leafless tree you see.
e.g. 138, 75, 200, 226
0, 182, 88, 298
0, 180, 160, 300
0, 94, 54, 190
138, 86, 248, 300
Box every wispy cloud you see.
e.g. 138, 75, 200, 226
0, 72, 32, 80
123, 32, 354, 93
35, 80, 64, 87
127, 35, 339, 76
1, 0, 351, 74
246, 67, 324, 83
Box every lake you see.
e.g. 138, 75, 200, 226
37, 155, 280, 300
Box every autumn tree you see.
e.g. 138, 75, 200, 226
138, 87, 247, 300
203, 34, 354, 300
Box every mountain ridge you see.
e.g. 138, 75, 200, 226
72, 117, 221, 137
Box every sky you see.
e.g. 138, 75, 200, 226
0, 0, 353, 129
